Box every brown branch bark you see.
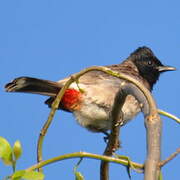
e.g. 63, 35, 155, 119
118, 82, 161, 180
144, 114, 161, 180
100, 82, 125, 180
100, 79, 161, 180
120, 82, 161, 180
100, 82, 150, 180
159, 147, 180, 167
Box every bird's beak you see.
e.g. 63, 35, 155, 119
157, 65, 176, 72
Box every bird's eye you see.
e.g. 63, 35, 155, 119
147, 60, 152, 66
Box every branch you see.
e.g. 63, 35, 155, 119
36, 66, 161, 180
108, 70, 162, 180
26, 152, 143, 172
100, 82, 149, 180
144, 113, 161, 180
37, 75, 77, 171
37, 65, 152, 167
158, 109, 180, 124
37, 67, 112, 169
100, 82, 124, 180
112, 76, 161, 180
159, 147, 180, 167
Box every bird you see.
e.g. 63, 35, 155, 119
5, 46, 175, 134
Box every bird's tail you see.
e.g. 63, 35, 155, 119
5, 77, 61, 97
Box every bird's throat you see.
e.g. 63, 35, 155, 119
61, 89, 82, 111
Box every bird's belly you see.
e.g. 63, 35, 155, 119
73, 103, 110, 132
73, 95, 140, 132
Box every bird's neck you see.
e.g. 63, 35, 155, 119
120, 59, 154, 91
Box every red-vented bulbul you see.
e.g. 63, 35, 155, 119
5, 46, 175, 133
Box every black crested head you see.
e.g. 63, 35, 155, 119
129, 46, 176, 90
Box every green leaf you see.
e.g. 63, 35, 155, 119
0, 136, 13, 165
13, 140, 22, 160
11, 170, 26, 180
22, 171, 44, 180
75, 171, 84, 180
11, 170, 44, 180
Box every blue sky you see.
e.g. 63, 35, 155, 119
1, 0, 179, 179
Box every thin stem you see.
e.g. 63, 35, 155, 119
27, 152, 143, 172
37, 76, 76, 171
159, 147, 180, 167
12, 161, 16, 173
158, 109, 180, 124
36, 66, 161, 178
36, 66, 152, 167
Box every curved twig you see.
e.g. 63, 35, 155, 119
158, 109, 180, 124
37, 66, 161, 180
27, 152, 143, 172
100, 82, 149, 180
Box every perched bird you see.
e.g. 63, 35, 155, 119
5, 47, 175, 133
